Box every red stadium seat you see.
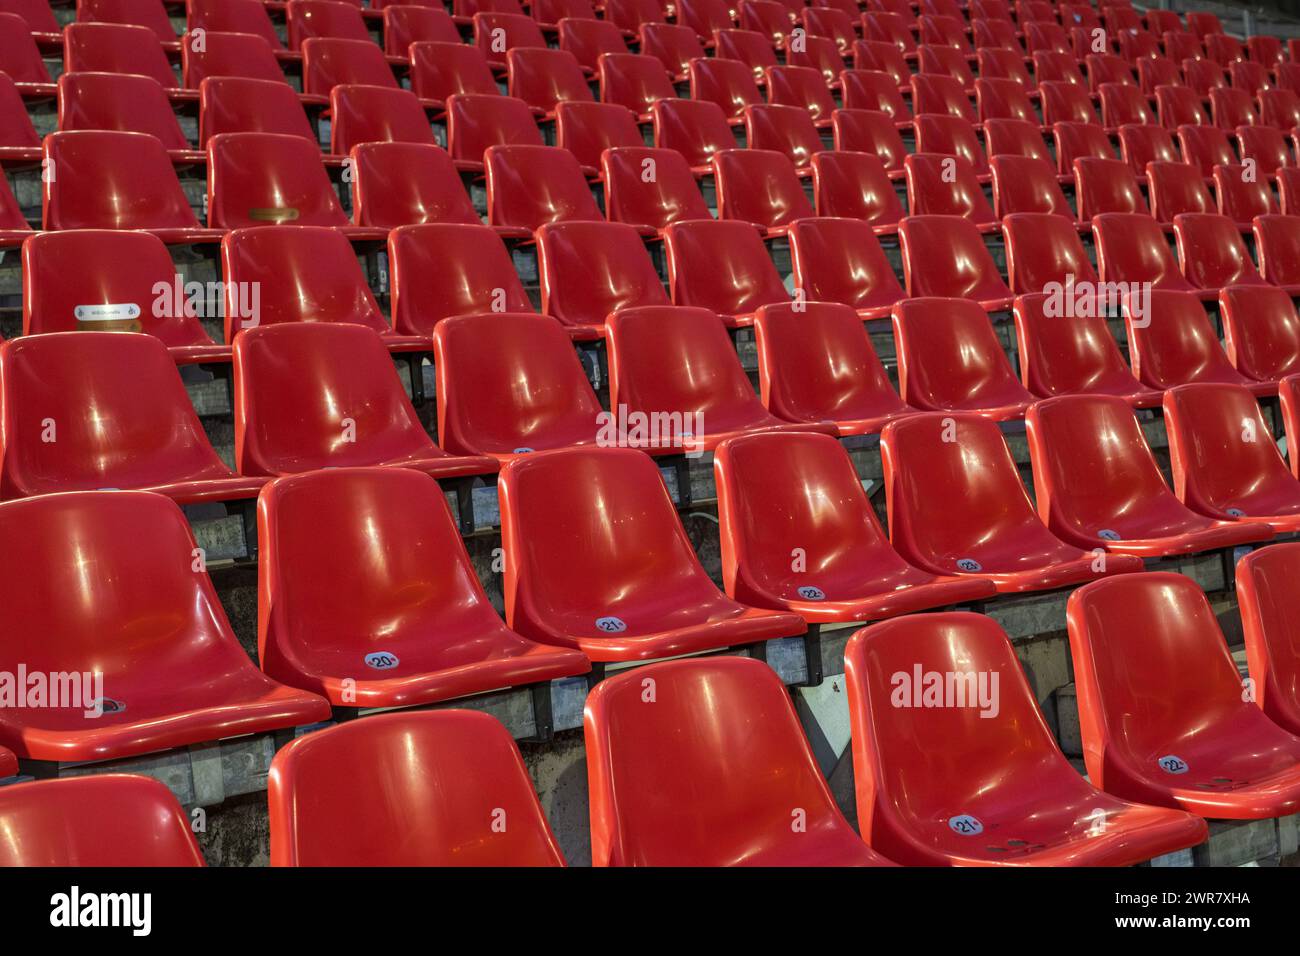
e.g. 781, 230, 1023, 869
787, 216, 905, 319
910, 73, 975, 122
1125, 289, 1274, 395
445, 93, 543, 166
677, 0, 733, 42
1238, 545, 1300, 735
473, 11, 547, 66
802, 6, 856, 56
713, 148, 813, 231
601, 146, 710, 231
259, 466, 589, 710
1068, 572, 1300, 819
974, 77, 1037, 125
1236, 125, 1292, 175
350, 142, 479, 228
892, 296, 1037, 421
599, 51, 675, 119
739, 0, 794, 48
839, 69, 911, 124
531, 0, 597, 28
329, 84, 436, 154
1137, 55, 1180, 97
1086, 53, 1135, 93
1220, 285, 1300, 383
1211, 86, 1258, 130
0, 745, 14, 777
983, 117, 1055, 166
22, 229, 228, 364
1253, 213, 1300, 291
585, 656, 891, 866
0, 776, 207, 866
808, 151, 904, 228
536, 220, 668, 337
1053, 120, 1116, 174
1025, 394, 1271, 556
182, 30, 288, 88
383, 5, 460, 56
831, 109, 907, 174
864, 10, 916, 58
904, 153, 998, 229
1002, 213, 1099, 293
555, 100, 642, 169
990, 155, 1075, 220
1177, 123, 1238, 177
0, 0, 61, 38
1163, 383, 1300, 534
233, 323, 495, 477
1091, 212, 1194, 292
715, 29, 779, 84
765, 64, 836, 125
1247, 35, 1284, 68
752, 301, 916, 434
1146, 160, 1215, 222
484, 144, 603, 235
1099, 81, 1154, 129
1230, 60, 1270, 97
434, 312, 605, 456
409, 42, 500, 101
558, 18, 629, 72
652, 97, 738, 170
744, 102, 823, 167
499, 444, 808, 658
199, 77, 317, 147
206, 132, 370, 232
853, 37, 910, 89
269, 711, 567, 866
78, 0, 178, 46
1173, 212, 1268, 290
913, 114, 990, 177
880, 412, 1145, 592
287, 0, 372, 48
1205, 31, 1245, 68
918, 43, 974, 92
1257, 89, 1300, 130
787, 34, 847, 87
1180, 55, 1224, 97
1213, 164, 1277, 228
606, 0, 666, 32
897, 215, 1014, 310
1039, 79, 1100, 126
64, 22, 176, 90
1155, 83, 1208, 128
0, 490, 329, 762
1118, 123, 1180, 177
636, 23, 701, 79
42, 131, 219, 243
0, 333, 259, 501
844, 611, 1208, 866
0, 72, 41, 160
1025, 19, 1071, 55
687, 56, 761, 123
57, 71, 195, 157
662, 220, 790, 326
388, 223, 535, 335
302, 37, 399, 95
1012, 291, 1161, 406
506, 47, 593, 115
1033, 50, 1086, 87
977, 47, 1033, 92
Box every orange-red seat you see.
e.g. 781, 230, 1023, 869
1220, 284, 1300, 383
484, 143, 604, 236
1001, 212, 1098, 294
787, 217, 905, 320
350, 142, 481, 229
1092, 212, 1199, 295
662, 219, 791, 327
897, 215, 1014, 310
601, 146, 711, 232
199, 76, 318, 147
328, 84, 437, 154
1238, 544, 1300, 736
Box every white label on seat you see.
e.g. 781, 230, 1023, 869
1158, 754, 1189, 775
364, 651, 400, 670
595, 616, 627, 633
1227, 508, 1246, 517
955, 558, 983, 572
74, 303, 140, 321
1098, 529, 1121, 541
948, 814, 983, 835
89, 697, 126, 715
512, 447, 534, 454
797, 585, 825, 600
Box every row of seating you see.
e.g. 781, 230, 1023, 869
9, 549, 1300, 865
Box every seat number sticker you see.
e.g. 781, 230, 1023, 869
365, 652, 400, 670
948, 814, 984, 835
797, 585, 825, 600
1158, 754, 1189, 774
956, 558, 983, 572
595, 616, 627, 633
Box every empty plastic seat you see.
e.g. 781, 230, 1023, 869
853, 37, 911, 89
259, 466, 589, 713
1173, 212, 1268, 291
1097, 82, 1153, 130
1001, 213, 1099, 296
207, 132, 373, 233
1204, 31, 1244, 68
1178, 123, 1237, 177
0, 775, 208, 866
557, 21, 627, 74
1236, 125, 1292, 175
1180, 55, 1224, 97
652, 97, 737, 170
64, 21, 176, 90
897, 215, 1014, 311
409, 42, 500, 102
1125, 289, 1274, 396
1053, 120, 1116, 174
787, 216, 904, 319
1039, 79, 1100, 127
1013, 291, 1161, 406
1091, 212, 1195, 293
802, 6, 856, 56
1238, 545, 1300, 736
445, 93, 543, 166
661, 220, 790, 327
605, 0, 665, 32
0, 70, 40, 162
1247, 34, 1284, 67
904, 153, 997, 229
600, 145, 709, 232
0, 745, 14, 778
1253, 213, 1300, 291
1258, 89, 1300, 131
880, 412, 1145, 592
554, 100, 641, 169
198, 76, 317, 147
787, 34, 847, 88
831, 109, 907, 174
845, 611, 1208, 865
599, 52, 675, 119
982, 117, 1055, 167
1211, 86, 1258, 131
0, 332, 261, 501
1068, 572, 1300, 818
387, 222, 533, 336
22, 229, 228, 364
287, 0, 371, 48
0, 0, 60, 39
79, 0, 177, 46
1033, 50, 1086, 87
1138, 55, 1181, 97
1025, 394, 1271, 556
233, 323, 495, 477
536, 220, 669, 337
910, 73, 976, 123
743, 102, 822, 168
1213, 164, 1277, 228
715, 29, 778, 84
739, 0, 794, 47
1085, 53, 1134, 92
1162, 382, 1300, 534
807, 151, 903, 229
977, 46, 1033, 93
913, 114, 990, 178
689, 55, 762, 121
636, 22, 702, 80
506, 47, 593, 115
752, 301, 915, 434
892, 297, 1037, 421
586, 656, 890, 866
57, 71, 195, 156
989, 155, 1075, 221
499, 445, 808, 659
42, 131, 219, 243
1115, 123, 1178, 179
1220, 285, 1300, 383
677, 0, 733, 42
350, 142, 480, 229
838, 69, 911, 124
974, 77, 1037, 126
329, 84, 436, 154
269, 710, 566, 866
302, 37, 399, 95
473, 11, 547, 66
383, 4, 460, 56
713, 148, 812, 230
0, 490, 330, 762
182, 30, 288, 88
484, 143, 602, 235
1147, 160, 1215, 222
765, 64, 836, 125
1155, 83, 1208, 128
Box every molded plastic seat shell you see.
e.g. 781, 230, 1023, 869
662, 219, 791, 327
536, 220, 669, 337
786, 216, 905, 320
897, 215, 1014, 310
1238, 544, 1300, 736
350, 141, 482, 229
